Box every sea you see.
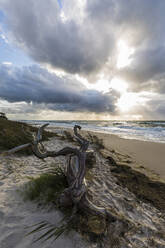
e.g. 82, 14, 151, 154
21, 120, 165, 144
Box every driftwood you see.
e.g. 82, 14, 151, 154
33, 124, 90, 216
31, 124, 106, 218
3, 124, 106, 218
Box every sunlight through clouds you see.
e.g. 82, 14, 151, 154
117, 40, 134, 69
0, 0, 165, 119
110, 77, 128, 93
117, 92, 148, 112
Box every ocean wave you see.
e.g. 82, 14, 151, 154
20, 120, 165, 143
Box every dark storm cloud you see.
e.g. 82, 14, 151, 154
138, 98, 165, 120
87, 0, 165, 92
86, 0, 165, 45
6, 0, 164, 77
0, 0, 114, 75
117, 46, 165, 95
119, 46, 165, 88
106, 0, 165, 94
0, 64, 118, 113
1, 0, 165, 95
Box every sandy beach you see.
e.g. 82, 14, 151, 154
87, 131, 165, 181
0, 125, 165, 247
59, 125, 165, 182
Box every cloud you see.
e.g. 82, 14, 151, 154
0, 0, 114, 76
86, 0, 165, 91
0, 64, 118, 113
1, 0, 165, 79
133, 47, 165, 83
2, 61, 12, 65
137, 97, 165, 120
1, 0, 165, 120
118, 46, 165, 93
86, 0, 165, 44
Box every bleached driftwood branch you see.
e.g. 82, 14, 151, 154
1, 124, 106, 217
31, 124, 89, 208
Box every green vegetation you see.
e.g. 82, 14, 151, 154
23, 165, 106, 243
0, 119, 55, 154
22, 167, 75, 242
22, 167, 68, 204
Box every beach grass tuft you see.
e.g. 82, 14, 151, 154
22, 165, 106, 243
22, 166, 68, 204
0, 119, 55, 154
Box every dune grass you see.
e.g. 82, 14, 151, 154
22, 165, 106, 243
0, 119, 55, 154
22, 167, 74, 241
23, 167, 68, 204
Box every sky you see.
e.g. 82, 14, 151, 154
0, 0, 165, 120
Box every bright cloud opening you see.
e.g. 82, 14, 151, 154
79, 75, 110, 93
60, 11, 68, 23
117, 92, 147, 112
90, 79, 110, 93
117, 40, 134, 69
110, 77, 128, 93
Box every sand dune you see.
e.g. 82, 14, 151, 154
0, 129, 165, 247
0, 138, 89, 248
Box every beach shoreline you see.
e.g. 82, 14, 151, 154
48, 126, 165, 182
91, 131, 165, 181
22, 119, 165, 144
